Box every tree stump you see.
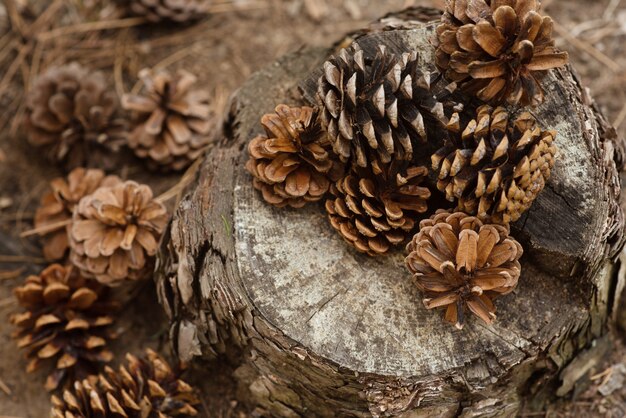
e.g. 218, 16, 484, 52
155, 11, 626, 417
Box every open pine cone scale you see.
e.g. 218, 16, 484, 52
436, 0, 569, 106
35, 168, 122, 262
70, 181, 168, 285
326, 158, 431, 256
318, 44, 446, 167
11, 265, 117, 391
24, 63, 128, 168
123, 69, 216, 171
406, 211, 522, 328
51, 349, 200, 417
432, 105, 556, 223
246, 104, 343, 208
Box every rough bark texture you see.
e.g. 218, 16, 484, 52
155, 11, 626, 417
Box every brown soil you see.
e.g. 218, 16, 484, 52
0, 0, 625, 417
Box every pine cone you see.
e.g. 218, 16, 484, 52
69, 180, 169, 286
24, 63, 127, 168
317, 44, 445, 168
405, 211, 523, 329
34, 168, 121, 261
51, 349, 199, 417
128, 0, 210, 23
325, 159, 431, 256
435, 0, 569, 106
432, 105, 557, 224
246, 104, 343, 208
10, 264, 117, 391
123, 69, 217, 171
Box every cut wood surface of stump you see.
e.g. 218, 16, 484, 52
155, 9, 626, 417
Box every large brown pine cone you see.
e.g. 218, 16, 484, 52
24, 63, 127, 168
10, 264, 118, 391
405, 211, 523, 329
51, 349, 200, 417
431, 105, 557, 224
317, 44, 446, 168
435, 0, 569, 107
127, 0, 210, 23
325, 158, 431, 256
35, 168, 121, 261
246, 104, 343, 208
69, 180, 169, 286
123, 69, 217, 171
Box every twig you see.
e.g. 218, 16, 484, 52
614, 103, 626, 129
0, 267, 25, 280
0, 41, 31, 98
8, 94, 25, 137
19, 53, 30, 93
0, 377, 12, 396
0, 38, 18, 67
113, 29, 129, 99
603, 0, 622, 20
36, 17, 148, 42
156, 158, 203, 203
15, 182, 47, 253
130, 42, 205, 94
27, 0, 65, 35
0, 297, 16, 309
19, 219, 72, 238
206, 1, 270, 13
4, 0, 26, 38
553, 21, 621, 73
28, 40, 44, 89
0, 90, 22, 133
0, 255, 46, 264
0, 213, 34, 222
590, 366, 612, 380
570, 19, 613, 37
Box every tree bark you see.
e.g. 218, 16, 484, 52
155, 11, 625, 417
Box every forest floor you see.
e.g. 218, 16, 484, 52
0, 0, 625, 417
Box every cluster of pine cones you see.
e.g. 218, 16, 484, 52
13, 211, 200, 415
247, 0, 567, 329
11, 11, 214, 415
24, 63, 218, 172
17, 107, 201, 413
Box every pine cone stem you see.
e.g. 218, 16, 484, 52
21, 219, 73, 238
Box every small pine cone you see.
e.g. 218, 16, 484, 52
34, 168, 121, 261
10, 264, 118, 391
317, 44, 445, 168
325, 159, 431, 256
432, 105, 557, 224
128, 0, 210, 23
51, 349, 200, 417
123, 69, 217, 171
24, 63, 127, 168
405, 211, 523, 329
246, 104, 343, 208
69, 180, 169, 286
435, 0, 569, 107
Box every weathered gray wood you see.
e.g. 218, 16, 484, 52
155, 12, 625, 417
